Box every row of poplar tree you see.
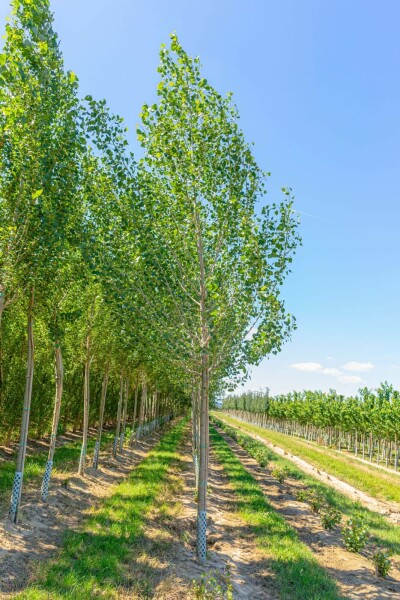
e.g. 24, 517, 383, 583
0, 0, 300, 563
223, 384, 400, 470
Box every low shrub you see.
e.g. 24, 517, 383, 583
295, 489, 310, 502
342, 512, 369, 552
309, 491, 325, 514
321, 507, 342, 530
271, 466, 289, 483
372, 548, 391, 577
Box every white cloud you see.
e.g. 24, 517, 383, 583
290, 362, 323, 372
289, 361, 368, 387
321, 368, 342, 376
338, 375, 364, 384
342, 361, 374, 372
290, 363, 341, 376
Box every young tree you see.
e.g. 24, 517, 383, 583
1, 0, 83, 522
137, 34, 300, 563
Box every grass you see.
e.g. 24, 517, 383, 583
16, 418, 187, 599
212, 415, 400, 558
210, 425, 346, 600
216, 412, 400, 505
0, 429, 118, 501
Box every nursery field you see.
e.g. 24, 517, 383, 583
2, 417, 400, 599
1, 1, 398, 598
216, 413, 400, 508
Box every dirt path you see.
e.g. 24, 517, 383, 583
215, 425, 400, 600
0, 427, 169, 597
132, 438, 278, 599
218, 415, 400, 526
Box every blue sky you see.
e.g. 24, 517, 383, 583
1, 0, 399, 395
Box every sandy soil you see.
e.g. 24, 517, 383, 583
0, 426, 105, 464
0, 428, 167, 597
126, 438, 278, 599
216, 425, 400, 600
218, 415, 400, 526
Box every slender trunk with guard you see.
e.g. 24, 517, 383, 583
41, 341, 64, 501
0, 285, 4, 412
9, 288, 35, 523
93, 362, 110, 469
113, 374, 124, 457
119, 377, 129, 452
137, 383, 147, 440
194, 201, 210, 566
78, 334, 91, 476
130, 384, 139, 446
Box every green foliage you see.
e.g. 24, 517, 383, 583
219, 414, 400, 505
223, 384, 400, 444
342, 513, 369, 553
295, 489, 310, 502
309, 491, 325, 514
321, 508, 342, 530
192, 569, 233, 600
372, 548, 392, 577
271, 465, 290, 483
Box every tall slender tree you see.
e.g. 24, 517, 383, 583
137, 34, 300, 563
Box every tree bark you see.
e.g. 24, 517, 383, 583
130, 383, 139, 446
194, 201, 210, 566
0, 284, 4, 412
119, 377, 129, 452
41, 341, 64, 501
78, 332, 91, 476
113, 373, 124, 457
93, 361, 110, 469
9, 288, 35, 523
137, 382, 147, 440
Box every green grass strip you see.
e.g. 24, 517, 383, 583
210, 426, 347, 600
212, 415, 400, 557
218, 413, 400, 505
0, 429, 118, 499
16, 419, 187, 600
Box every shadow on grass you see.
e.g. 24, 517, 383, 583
211, 416, 400, 557
14, 419, 187, 600
0, 430, 116, 501
210, 426, 347, 600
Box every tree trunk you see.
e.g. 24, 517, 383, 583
113, 374, 124, 457
194, 197, 210, 566
93, 362, 110, 469
119, 377, 129, 453
191, 386, 199, 484
78, 335, 91, 476
41, 342, 64, 501
197, 351, 209, 565
130, 384, 139, 446
0, 284, 5, 412
9, 288, 35, 523
137, 382, 147, 440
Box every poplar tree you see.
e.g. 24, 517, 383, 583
137, 34, 300, 563
1, 0, 83, 522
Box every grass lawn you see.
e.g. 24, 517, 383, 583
16, 418, 187, 599
211, 426, 346, 600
